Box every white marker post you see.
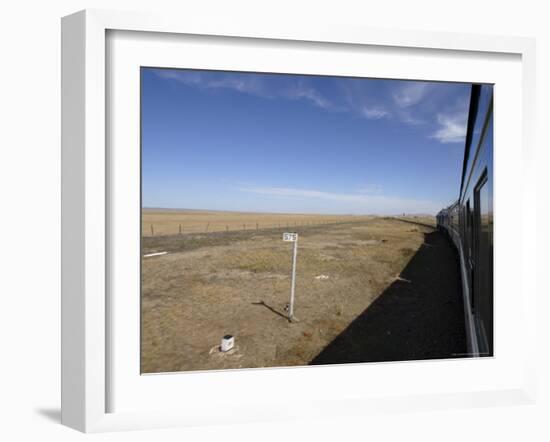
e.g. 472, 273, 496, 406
283, 232, 298, 321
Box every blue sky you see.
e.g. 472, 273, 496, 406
141, 68, 471, 215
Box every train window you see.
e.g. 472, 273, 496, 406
460, 206, 465, 243
466, 200, 472, 257
474, 170, 492, 354
464, 198, 475, 315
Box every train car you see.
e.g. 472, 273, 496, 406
436, 84, 493, 357
437, 200, 459, 243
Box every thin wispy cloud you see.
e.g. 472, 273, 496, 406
283, 81, 334, 110
154, 69, 470, 146
396, 109, 425, 126
431, 113, 467, 143
356, 184, 383, 194
340, 80, 441, 127
153, 69, 335, 110
208, 76, 268, 97
392, 82, 430, 108
154, 69, 204, 86
360, 106, 390, 120
155, 69, 270, 97
339, 81, 392, 121
430, 98, 469, 144
238, 185, 442, 214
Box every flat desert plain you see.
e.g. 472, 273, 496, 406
142, 208, 373, 236
141, 211, 465, 373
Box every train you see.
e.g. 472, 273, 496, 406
436, 84, 493, 357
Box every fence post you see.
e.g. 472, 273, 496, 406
150, 225, 154, 236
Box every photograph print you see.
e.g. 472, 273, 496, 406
140, 67, 493, 374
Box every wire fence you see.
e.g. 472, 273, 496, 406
142, 218, 374, 237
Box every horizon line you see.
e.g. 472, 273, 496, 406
142, 206, 434, 216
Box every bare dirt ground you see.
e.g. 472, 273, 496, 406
141, 215, 465, 373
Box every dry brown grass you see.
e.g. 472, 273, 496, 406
141, 216, 434, 373
142, 208, 374, 236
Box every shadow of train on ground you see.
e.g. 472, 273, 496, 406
310, 230, 467, 365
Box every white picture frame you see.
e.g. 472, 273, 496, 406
61, 9, 537, 433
